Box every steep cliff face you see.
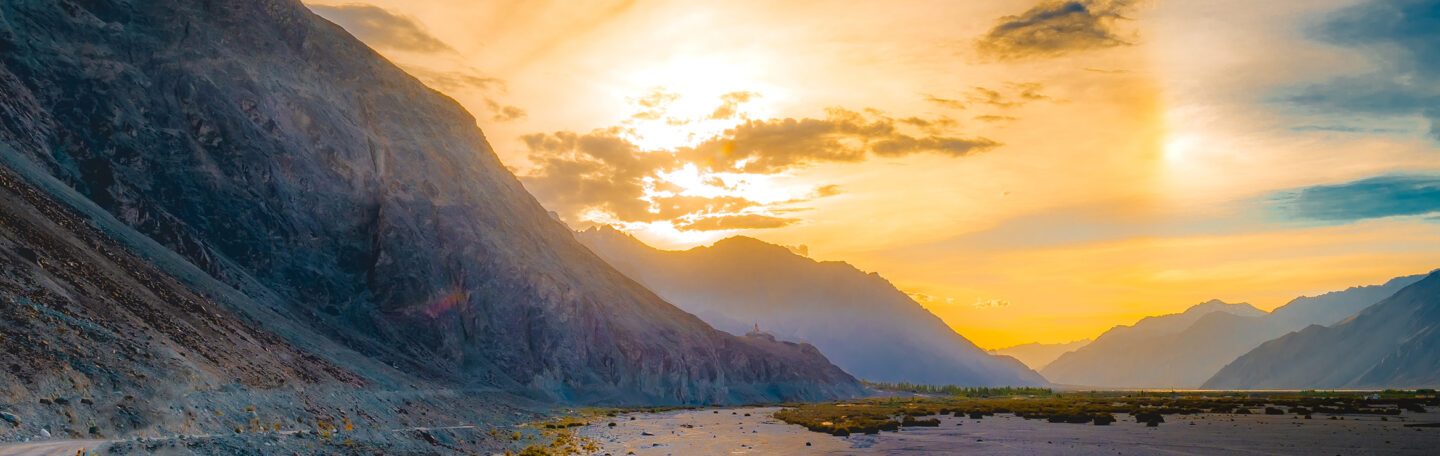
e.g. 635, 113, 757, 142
0, 0, 858, 405
576, 227, 1049, 387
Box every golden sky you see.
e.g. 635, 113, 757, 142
305, 0, 1440, 349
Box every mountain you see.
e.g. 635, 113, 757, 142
989, 340, 1090, 370
1268, 274, 1429, 328
1204, 272, 1440, 389
1041, 274, 1427, 388
0, 0, 860, 424
575, 226, 1048, 387
1040, 300, 1267, 388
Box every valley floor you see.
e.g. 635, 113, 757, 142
579, 406, 1439, 455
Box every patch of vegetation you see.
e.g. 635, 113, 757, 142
861, 380, 1053, 397
773, 390, 1438, 436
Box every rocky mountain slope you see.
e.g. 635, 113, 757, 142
1204, 272, 1440, 389
0, 0, 859, 428
1041, 274, 1426, 388
576, 227, 1048, 386
989, 340, 1090, 370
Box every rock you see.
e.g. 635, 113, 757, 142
0, 411, 19, 426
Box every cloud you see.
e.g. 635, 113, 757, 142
519, 101, 996, 231
308, 4, 455, 53
709, 91, 761, 120
977, 0, 1138, 60
411, 69, 505, 93
974, 115, 1018, 122
673, 214, 800, 231
494, 105, 528, 122
687, 108, 999, 174
968, 83, 1048, 108
629, 88, 682, 120
973, 298, 1012, 309
1267, 174, 1440, 223
1289, 124, 1408, 134
484, 98, 528, 122
924, 94, 967, 110
1282, 0, 1440, 139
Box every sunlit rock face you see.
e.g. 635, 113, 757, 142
0, 0, 859, 405
576, 227, 1050, 387
1205, 272, 1440, 390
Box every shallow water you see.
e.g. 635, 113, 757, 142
578, 406, 1439, 455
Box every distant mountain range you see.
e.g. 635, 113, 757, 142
1205, 272, 1440, 389
989, 340, 1090, 370
1041, 273, 1427, 388
576, 227, 1048, 387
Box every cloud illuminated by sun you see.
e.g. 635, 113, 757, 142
616, 57, 780, 151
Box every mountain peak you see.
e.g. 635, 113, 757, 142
1185, 299, 1264, 317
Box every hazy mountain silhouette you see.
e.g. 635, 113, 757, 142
1204, 271, 1440, 389
1040, 300, 1265, 387
1041, 274, 1426, 388
576, 226, 1048, 387
989, 340, 1090, 370
0, 0, 860, 410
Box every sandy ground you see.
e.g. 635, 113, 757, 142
0, 439, 106, 456
580, 407, 1440, 455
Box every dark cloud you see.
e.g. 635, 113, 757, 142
1267, 174, 1440, 223
519, 105, 996, 230
689, 108, 998, 174
1283, 0, 1440, 139
484, 98, 528, 122
977, 0, 1138, 60
813, 184, 843, 197
924, 95, 967, 110
968, 83, 1048, 107
673, 214, 799, 231
308, 4, 454, 53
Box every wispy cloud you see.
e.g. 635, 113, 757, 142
673, 213, 799, 231
974, 298, 1012, 309
1281, 0, 1440, 139
308, 4, 454, 53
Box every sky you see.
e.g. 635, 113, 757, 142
304, 0, 1440, 349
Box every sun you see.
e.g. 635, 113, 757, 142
617, 56, 781, 151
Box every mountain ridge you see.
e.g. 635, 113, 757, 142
1041, 273, 1428, 388
575, 226, 1048, 387
1203, 271, 1440, 389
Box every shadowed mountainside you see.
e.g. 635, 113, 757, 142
989, 340, 1090, 370
575, 226, 1048, 387
1040, 300, 1265, 388
0, 0, 860, 416
1204, 272, 1440, 389
1041, 274, 1427, 388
